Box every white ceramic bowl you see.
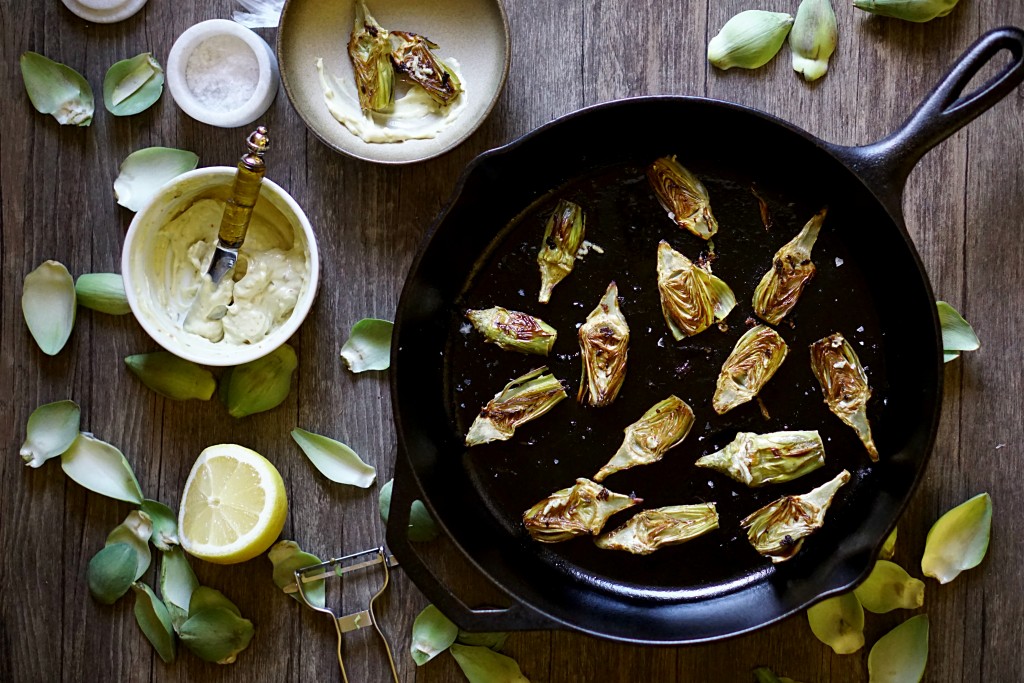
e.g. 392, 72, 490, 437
122, 167, 319, 366
167, 19, 280, 128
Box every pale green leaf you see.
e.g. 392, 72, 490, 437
456, 630, 509, 651
340, 318, 393, 372
20, 399, 80, 468
22, 260, 76, 355
450, 643, 530, 682
140, 499, 179, 551
160, 547, 199, 632
125, 352, 216, 401
268, 540, 325, 609
411, 604, 458, 666
20, 51, 94, 126
179, 606, 254, 664
131, 583, 176, 663
921, 492, 992, 584
880, 526, 897, 560
806, 592, 864, 654
61, 433, 144, 504
854, 560, 925, 613
114, 147, 199, 212
188, 586, 242, 618
87, 543, 137, 605
104, 52, 164, 116
224, 344, 296, 418
868, 614, 929, 683
291, 428, 376, 488
107, 510, 154, 581
937, 301, 979, 363
379, 479, 439, 542
75, 273, 131, 315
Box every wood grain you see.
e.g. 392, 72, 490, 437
2, 1, 1022, 681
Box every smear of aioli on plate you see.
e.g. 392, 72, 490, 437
146, 198, 308, 345
315, 57, 468, 143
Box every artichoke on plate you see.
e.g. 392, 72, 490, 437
465, 307, 557, 356
753, 208, 826, 325
656, 241, 736, 340
695, 430, 825, 487
390, 31, 462, 106
523, 478, 641, 543
648, 156, 718, 240
465, 367, 567, 446
740, 469, 850, 562
712, 324, 789, 414
537, 199, 586, 304
594, 395, 694, 481
810, 332, 878, 460
595, 503, 719, 555
578, 282, 630, 407
348, 1, 395, 112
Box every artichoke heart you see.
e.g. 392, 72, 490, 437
537, 199, 586, 303
810, 332, 878, 460
713, 325, 789, 414
465, 306, 557, 355
740, 469, 850, 563
753, 208, 826, 325
390, 31, 462, 106
695, 430, 825, 487
594, 395, 694, 482
648, 156, 718, 239
578, 282, 629, 407
348, 1, 395, 112
595, 503, 719, 555
523, 478, 641, 543
657, 241, 736, 340
465, 367, 567, 446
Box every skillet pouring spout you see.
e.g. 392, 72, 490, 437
389, 27, 1024, 644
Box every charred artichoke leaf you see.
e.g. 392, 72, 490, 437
594, 395, 694, 481
348, 1, 395, 112
465, 307, 557, 356
578, 281, 630, 407
657, 241, 736, 340
713, 324, 789, 414
696, 430, 825, 487
595, 503, 719, 555
537, 199, 586, 303
810, 332, 878, 460
648, 156, 718, 239
390, 31, 462, 106
740, 469, 850, 562
465, 367, 567, 446
523, 478, 641, 543
753, 208, 826, 325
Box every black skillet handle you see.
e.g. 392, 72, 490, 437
385, 453, 557, 632
829, 26, 1024, 214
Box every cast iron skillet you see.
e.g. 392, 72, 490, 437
387, 28, 1024, 644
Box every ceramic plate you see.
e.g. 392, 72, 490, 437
278, 0, 510, 164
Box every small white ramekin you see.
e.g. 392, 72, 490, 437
61, 0, 148, 24
122, 167, 320, 366
166, 20, 279, 128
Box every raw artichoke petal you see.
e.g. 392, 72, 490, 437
20, 51, 94, 126
450, 643, 530, 683
853, 0, 959, 22
60, 433, 144, 504
379, 479, 439, 542
114, 147, 199, 213
75, 273, 131, 315
125, 352, 217, 401
104, 52, 164, 116
854, 560, 925, 613
268, 540, 325, 608
936, 301, 979, 362
880, 526, 898, 560
291, 428, 376, 487
22, 260, 76, 355
87, 543, 138, 605
188, 586, 243, 618
708, 11, 795, 70
920, 492, 992, 584
179, 606, 255, 664
456, 630, 509, 651
224, 343, 297, 417
867, 614, 929, 683
806, 592, 864, 654
340, 318, 393, 372
107, 510, 154, 581
790, 0, 838, 82
140, 499, 179, 551
160, 546, 199, 632
132, 583, 177, 663
411, 604, 459, 666
20, 399, 81, 468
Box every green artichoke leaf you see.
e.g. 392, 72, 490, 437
131, 583, 176, 663
410, 604, 458, 666
936, 301, 980, 362
268, 540, 325, 609
806, 592, 864, 654
20, 399, 80, 468
450, 643, 530, 682
867, 614, 929, 682
20, 51, 94, 126
921, 492, 992, 584
103, 52, 164, 116
854, 560, 925, 613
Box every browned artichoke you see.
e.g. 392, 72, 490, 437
740, 469, 850, 562
594, 503, 719, 555
465, 367, 567, 446
656, 241, 736, 339
647, 156, 718, 239
465, 307, 557, 355
523, 478, 641, 543
712, 324, 789, 414
390, 31, 462, 106
578, 282, 629, 407
810, 332, 878, 460
348, 2, 395, 112
594, 395, 694, 481
695, 430, 825, 487
753, 208, 827, 324
537, 199, 586, 304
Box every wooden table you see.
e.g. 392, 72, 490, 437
3, 1, 1022, 681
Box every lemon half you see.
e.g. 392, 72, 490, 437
178, 444, 287, 565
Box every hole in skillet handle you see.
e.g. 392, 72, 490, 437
827, 26, 1024, 213
385, 453, 558, 632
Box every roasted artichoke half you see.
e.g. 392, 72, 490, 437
810, 332, 878, 460
647, 156, 719, 240
523, 478, 641, 543
578, 282, 630, 407
695, 430, 825, 487
595, 503, 719, 555
656, 241, 736, 340
594, 395, 694, 481
465, 307, 557, 356
753, 208, 827, 325
740, 469, 850, 562
348, 1, 395, 113
390, 31, 463, 106
537, 199, 586, 304
465, 367, 567, 446
713, 324, 789, 414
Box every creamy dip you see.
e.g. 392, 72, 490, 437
147, 198, 308, 345
315, 57, 468, 143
